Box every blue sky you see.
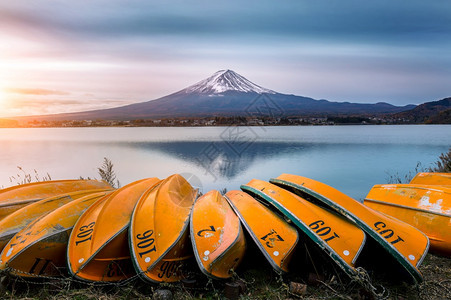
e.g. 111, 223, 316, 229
1, 0, 450, 116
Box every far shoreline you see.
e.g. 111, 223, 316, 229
1, 118, 445, 129
0, 123, 447, 129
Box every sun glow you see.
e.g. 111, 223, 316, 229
0, 85, 11, 115
0, 89, 6, 107
0, 69, 7, 110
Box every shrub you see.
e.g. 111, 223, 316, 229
97, 157, 120, 188
429, 147, 451, 172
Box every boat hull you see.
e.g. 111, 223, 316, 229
143, 229, 192, 282
191, 190, 246, 279
225, 190, 298, 273
71, 230, 135, 282
2, 231, 70, 277
410, 172, 451, 186
129, 174, 197, 283
365, 184, 450, 256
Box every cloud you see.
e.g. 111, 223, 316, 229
0, 0, 450, 108
5, 88, 70, 96
2, 1, 450, 45
3, 97, 136, 117
8, 97, 133, 108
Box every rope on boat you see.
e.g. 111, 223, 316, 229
355, 267, 389, 300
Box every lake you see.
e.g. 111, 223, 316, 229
0, 125, 449, 200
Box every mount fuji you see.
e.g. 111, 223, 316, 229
182, 69, 276, 94
19, 70, 415, 121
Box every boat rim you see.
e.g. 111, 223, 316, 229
0, 198, 42, 208
0, 179, 109, 197
364, 198, 451, 218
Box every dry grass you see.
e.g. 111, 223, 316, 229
1, 253, 449, 300
8, 167, 52, 186
97, 157, 120, 189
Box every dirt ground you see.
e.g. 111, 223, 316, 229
0, 252, 449, 300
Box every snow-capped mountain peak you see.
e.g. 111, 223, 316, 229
182, 70, 276, 94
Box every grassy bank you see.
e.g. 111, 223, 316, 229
1, 252, 449, 300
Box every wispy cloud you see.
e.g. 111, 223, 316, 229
5, 88, 70, 96
3, 97, 135, 117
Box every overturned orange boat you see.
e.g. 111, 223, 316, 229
0, 189, 112, 252
191, 190, 246, 279
241, 179, 366, 279
225, 190, 298, 274
67, 178, 160, 282
410, 172, 451, 186
0, 180, 112, 221
0, 191, 111, 277
129, 174, 197, 283
365, 184, 450, 256
271, 174, 429, 283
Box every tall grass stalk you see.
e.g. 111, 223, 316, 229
9, 167, 52, 186
97, 157, 120, 188
385, 162, 426, 184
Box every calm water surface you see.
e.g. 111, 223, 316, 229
0, 125, 449, 200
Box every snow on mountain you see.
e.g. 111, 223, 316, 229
181, 69, 276, 95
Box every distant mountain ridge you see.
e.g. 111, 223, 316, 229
15, 70, 416, 121
394, 97, 451, 123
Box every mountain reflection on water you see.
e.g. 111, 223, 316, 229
128, 141, 306, 179
119, 137, 449, 200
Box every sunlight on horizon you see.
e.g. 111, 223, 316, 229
0, 60, 9, 114
0, 85, 8, 112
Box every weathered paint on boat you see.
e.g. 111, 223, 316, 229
365, 184, 450, 256
0, 191, 110, 277
0, 189, 112, 252
410, 172, 451, 186
129, 174, 197, 283
191, 190, 245, 279
241, 179, 366, 279
225, 190, 298, 273
271, 174, 429, 283
0, 180, 112, 221
67, 178, 160, 282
